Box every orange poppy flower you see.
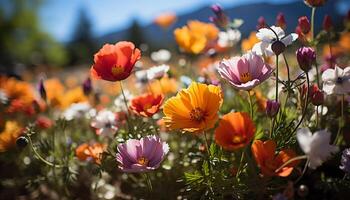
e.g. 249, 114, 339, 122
215, 112, 255, 150
241, 32, 259, 53
174, 21, 218, 54
163, 82, 222, 133
130, 93, 164, 117
154, 12, 177, 29
251, 140, 298, 177
91, 41, 141, 82
0, 121, 23, 152
75, 143, 106, 164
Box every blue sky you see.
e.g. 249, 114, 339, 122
39, 0, 297, 42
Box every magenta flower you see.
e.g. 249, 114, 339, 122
217, 52, 273, 90
116, 135, 169, 172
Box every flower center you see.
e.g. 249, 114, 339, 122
111, 65, 125, 76
190, 107, 205, 122
337, 77, 343, 84
137, 157, 149, 166
240, 72, 252, 83
232, 135, 244, 144
143, 103, 152, 110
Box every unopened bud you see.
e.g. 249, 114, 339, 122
271, 41, 285, 56
298, 16, 311, 34
276, 13, 286, 29
266, 100, 280, 118
296, 47, 316, 72
323, 15, 333, 32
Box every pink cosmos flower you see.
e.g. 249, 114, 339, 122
116, 135, 169, 172
217, 52, 273, 90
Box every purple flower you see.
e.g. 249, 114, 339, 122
296, 47, 316, 72
38, 79, 46, 101
209, 4, 229, 28
217, 51, 273, 91
266, 100, 280, 118
340, 148, 350, 173
82, 77, 92, 95
116, 135, 169, 172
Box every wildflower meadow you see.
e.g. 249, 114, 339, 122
1, 0, 350, 199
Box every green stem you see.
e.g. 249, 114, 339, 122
334, 94, 345, 144
311, 7, 316, 41
247, 91, 254, 119
119, 81, 133, 132
291, 73, 310, 134
27, 135, 62, 168
275, 55, 279, 101
282, 53, 291, 84
143, 173, 153, 192
203, 132, 214, 194
236, 147, 247, 178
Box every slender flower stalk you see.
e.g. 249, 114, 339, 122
282, 53, 291, 83
334, 94, 345, 144
248, 91, 254, 119
275, 55, 279, 101
27, 135, 62, 168
292, 73, 310, 133
119, 81, 132, 132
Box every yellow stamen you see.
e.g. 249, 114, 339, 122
137, 157, 149, 166
143, 103, 152, 110
232, 136, 244, 144
111, 65, 124, 76
240, 72, 252, 83
190, 107, 205, 122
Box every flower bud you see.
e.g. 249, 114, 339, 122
82, 77, 92, 95
276, 13, 286, 30
266, 100, 280, 118
323, 15, 333, 32
209, 4, 229, 28
309, 84, 324, 106
38, 79, 46, 101
16, 136, 28, 148
271, 41, 285, 56
298, 16, 311, 34
296, 47, 316, 72
304, 0, 327, 7
257, 16, 267, 30
211, 4, 222, 15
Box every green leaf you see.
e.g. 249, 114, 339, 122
184, 171, 204, 186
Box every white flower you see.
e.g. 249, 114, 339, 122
91, 110, 118, 136
151, 49, 171, 63
252, 26, 298, 56
146, 64, 170, 80
0, 89, 8, 104
113, 90, 133, 112
322, 66, 350, 95
62, 103, 91, 121
297, 128, 339, 169
217, 29, 241, 48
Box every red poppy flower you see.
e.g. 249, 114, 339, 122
215, 112, 255, 150
91, 41, 141, 82
130, 93, 164, 117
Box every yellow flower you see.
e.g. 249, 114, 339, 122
148, 76, 178, 95
61, 87, 88, 109
0, 121, 22, 152
45, 78, 65, 108
163, 82, 222, 133
174, 20, 218, 54
241, 31, 259, 53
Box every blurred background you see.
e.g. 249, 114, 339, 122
0, 0, 349, 74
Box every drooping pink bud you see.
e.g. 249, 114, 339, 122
266, 100, 280, 118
